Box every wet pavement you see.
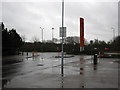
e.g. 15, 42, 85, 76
2, 52, 118, 88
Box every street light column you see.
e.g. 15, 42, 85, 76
40, 27, 44, 43
113, 29, 115, 40
111, 27, 115, 40
52, 28, 54, 42
40, 27, 44, 57
61, 0, 64, 77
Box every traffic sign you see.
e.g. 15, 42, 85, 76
59, 27, 66, 37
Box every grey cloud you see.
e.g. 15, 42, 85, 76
2, 1, 118, 42
64, 2, 118, 41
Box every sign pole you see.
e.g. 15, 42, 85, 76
61, 0, 64, 76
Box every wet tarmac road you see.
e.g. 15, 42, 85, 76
2, 52, 118, 88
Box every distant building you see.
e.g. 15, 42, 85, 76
65, 36, 80, 44
47, 36, 88, 45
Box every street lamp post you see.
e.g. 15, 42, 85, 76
40, 27, 44, 43
52, 28, 54, 42
61, 0, 64, 77
111, 27, 115, 40
40, 27, 44, 59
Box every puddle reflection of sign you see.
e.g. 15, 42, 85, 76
60, 27, 66, 37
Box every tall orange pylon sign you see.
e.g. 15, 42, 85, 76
80, 18, 84, 51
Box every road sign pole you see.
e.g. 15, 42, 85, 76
61, 0, 64, 76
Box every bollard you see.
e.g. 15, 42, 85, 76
22, 52, 23, 55
80, 68, 84, 70
94, 54, 97, 65
27, 52, 28, 56
80, 72, 83, 75
93, 65, 97, 70
32, 51, 34, 57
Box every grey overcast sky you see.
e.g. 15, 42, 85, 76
1, 0, 119, 42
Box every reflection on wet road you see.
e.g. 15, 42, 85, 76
2, 52, 118, 88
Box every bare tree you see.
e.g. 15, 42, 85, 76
31, 36, 40, 43
21, 35, 26, 42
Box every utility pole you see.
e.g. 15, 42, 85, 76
52, 28, 54, 42
113, 28, 115, 40
111, 27, 115, 40
40, 27, 44, 43
61, 0, 64, 77
40, 27, 44, 59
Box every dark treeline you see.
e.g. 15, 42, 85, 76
109, 36, 120, 52
21, 42, 80, 53
21, 36, 120, 55
2, 22, 23, 55
1, 22, 120, 55
85, 37, 120, 55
